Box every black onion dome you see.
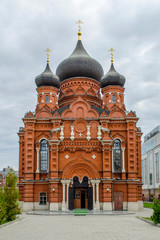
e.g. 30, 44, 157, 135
100, 63, 125, 88
56, 40, 104, 82
35, 63, 60, 88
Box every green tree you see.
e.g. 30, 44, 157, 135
0, 189, 6, 224
3, 170, 21, 221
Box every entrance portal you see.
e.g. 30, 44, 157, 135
69, 176, 93, 210
74, 188, 88, 209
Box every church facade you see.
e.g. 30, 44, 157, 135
18, 29, 143, 212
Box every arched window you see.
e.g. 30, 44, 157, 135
40, 139, 47, 172
39, 192, 47, 205
114, 139, 121, 172
83, 176, 88, 183
112, 94, 116, 102
45, 95, 49, 103
73, 176, 79, 183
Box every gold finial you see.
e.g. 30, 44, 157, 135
108, 48, 115, 63
76, 20, 83, 40
44, 48, 51, 63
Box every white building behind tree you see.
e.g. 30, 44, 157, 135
142, 126, 160, 201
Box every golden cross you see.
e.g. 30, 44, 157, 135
44, 48, 51, 63
76, 20, 83, 40
108, 48, 115, 63
76, 20, 83, 31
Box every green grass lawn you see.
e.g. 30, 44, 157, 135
143, 202, 154, 208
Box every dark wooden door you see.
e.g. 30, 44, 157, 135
74, 189, 81, 209
81, 190, 85, 208
69, 187, 74, 210
114, 192, 123, 210
88, 187, 93, 210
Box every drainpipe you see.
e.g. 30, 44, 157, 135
109, 130, 114, 211
48, 181, 50, 211
47, 131, 52, 211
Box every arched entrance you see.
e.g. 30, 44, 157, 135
69, 176, 93, 210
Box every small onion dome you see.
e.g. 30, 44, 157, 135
56, 40, 104, 82
100, 63, 125, 88
35, 63, 60, 88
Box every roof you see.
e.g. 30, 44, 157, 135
91, 104, 110, 116
56, 40, 104, 82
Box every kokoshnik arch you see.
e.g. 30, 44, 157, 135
18, 22, 143, 212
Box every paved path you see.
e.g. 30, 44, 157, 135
0, 209, 160, 240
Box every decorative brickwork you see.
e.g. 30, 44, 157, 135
18, 39, 143, 212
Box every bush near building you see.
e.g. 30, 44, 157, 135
151, 199, 160, 224
0, 170, 21, 224
151, 186, 160, 224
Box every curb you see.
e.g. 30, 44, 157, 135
26, 211, 134, 216
136, 216, 160, 227
0, 216, 24, 229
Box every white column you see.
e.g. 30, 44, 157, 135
66, 180, 71, 210
36, 148, 40, 173
91, 180, 96, 210
122, 148, 125, 172
87, 125, 91, 141
95, 180, 100, 210
61, 180, 66, 211
97, 125, 102, 141
60, 126, 64, 141
70, 126, 75, 141
112, 148, 114, 173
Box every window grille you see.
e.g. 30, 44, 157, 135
112, 94, 116, 102
45, 95, 49, 103
40, 139, 47, 172
39, 192, 47, 205
114, 139, 121, 172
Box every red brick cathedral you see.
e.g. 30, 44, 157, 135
18, 27, 143, 212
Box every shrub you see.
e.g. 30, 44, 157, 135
3, 170, 21, 221
151, 199, 160, 224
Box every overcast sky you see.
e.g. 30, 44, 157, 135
0, 0, 160, 170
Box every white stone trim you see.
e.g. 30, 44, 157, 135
112, 147, 114, 172
39, 137, 48, 142
97, 125, 102, 141
122, 148, 125, 172
21, 202, 34, 212
60, 126, 64, 141
70, 126, 75, 141
36, 148, 40, 173
50, 202, 59, 211
128, 201, 143, 212
86, 125, 91, 141
103, 202, 112, 211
